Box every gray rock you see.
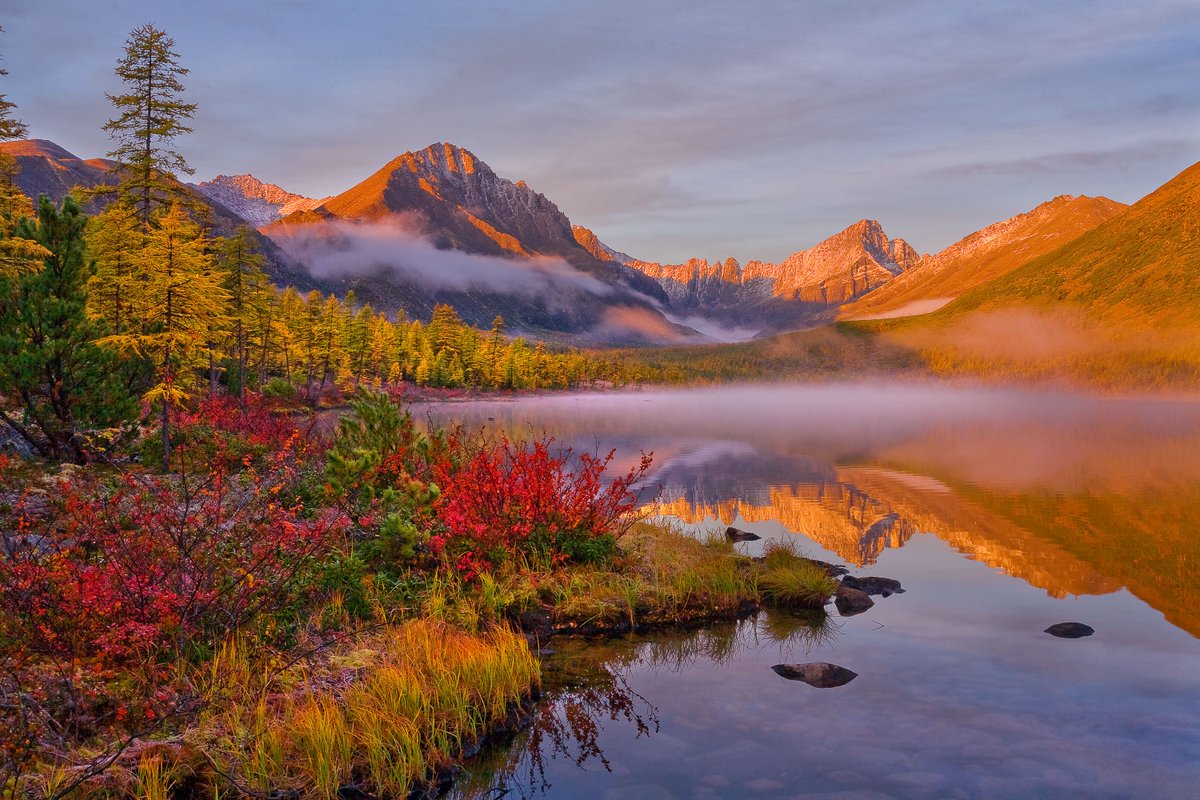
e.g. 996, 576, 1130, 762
841, 575, 904, 596
725, 526, 762, 542
1044, 622, 1094, 638
835, 584, 875, 616
772, 662, 858, 688
804, 557, 849, 577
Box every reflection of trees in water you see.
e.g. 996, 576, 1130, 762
451, 660, 659, 799
451, 611, 837, 798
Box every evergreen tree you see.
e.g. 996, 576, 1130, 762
102, 24, 197, 225
98, 203, 228, 463
0, 196, 134, 462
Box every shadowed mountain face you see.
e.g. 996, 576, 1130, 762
0, 139, 118, 206
841, 194, 1127, 321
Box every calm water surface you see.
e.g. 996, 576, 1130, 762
420, 383, 1200, 799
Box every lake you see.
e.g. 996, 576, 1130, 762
419, 383, 1200, 799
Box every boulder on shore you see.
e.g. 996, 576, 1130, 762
725, 526, 762, 542
1044, 622, 1094, 639
772, 662, 858, 688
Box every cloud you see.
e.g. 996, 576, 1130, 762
926, 140, 1193, 178
268, 217, 614, 305
592, 306, 690, 345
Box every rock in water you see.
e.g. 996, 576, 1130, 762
725, 526, 762, 542
772, 662, 858, 688
835, 584, 875, 616
1044, 622, 1095, 638
841, 575, 904, 596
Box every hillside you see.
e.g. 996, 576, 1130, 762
938, 161, 1200, 328
841, 195, 1127, 321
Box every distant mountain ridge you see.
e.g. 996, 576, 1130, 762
1, 136, 1151, 345
841, 194, 1127, 320
937, 162, 1200, 328
0, 138, 320, 293
196, 174, 328, 227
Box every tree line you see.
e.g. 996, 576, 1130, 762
0, 24, 634, 464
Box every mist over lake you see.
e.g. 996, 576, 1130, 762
424, 382, 1200, 799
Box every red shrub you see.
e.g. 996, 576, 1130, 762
0, 440, 344, 670
434, 436, 651, 569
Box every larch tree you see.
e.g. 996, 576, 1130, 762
98, 203, 228, 463
85, 201, 145, 333
0, 28, 42, 278
216, 226, 269, 404
102, 23, 197, 225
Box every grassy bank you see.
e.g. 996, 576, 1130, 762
0, 389, 838, 800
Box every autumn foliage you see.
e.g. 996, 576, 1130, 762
434, 437, 651, 572
0, 388, 650, 792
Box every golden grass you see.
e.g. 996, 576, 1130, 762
755, 541, 838, 608
207, 620, 538, 799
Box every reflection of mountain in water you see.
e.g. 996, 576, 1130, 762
647, 466, 1118, 601
424, 387, 1200, 638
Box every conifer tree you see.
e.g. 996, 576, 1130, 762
216, 226, 269, 404
103, 24, 197, 225
98, 203, 228, 463
0, 29, 41, 277
0, 27, 27, 142
85, 201, 145, 333
0, 196, 134, 462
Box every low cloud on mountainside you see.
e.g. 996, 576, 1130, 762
267, 217, 705, 343
270, 217, 614, 306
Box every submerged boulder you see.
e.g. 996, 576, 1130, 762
772, 662, 858, 688
803, 557, 849, 577
834, 584, 875, 616
725, 526, 762, 542
1044, 622, 1095, 639
841, 575, 904, 597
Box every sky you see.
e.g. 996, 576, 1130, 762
4, 0, 1200, 263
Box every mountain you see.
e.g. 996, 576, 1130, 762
841, 195, 1127, 320
0, 138, 319, 292
627, 219, 920, 307
195, 174, 327, 227
571, 224, 637, 266
612, 219, 920, 336
261, 143, 676, 341
935, 162, 1200, 329
0, 139, 118, 204
742, 219, 922, 304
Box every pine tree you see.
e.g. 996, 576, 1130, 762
0, 196, 135, 462
102, 24, 197, 225
98, 203, 228, 463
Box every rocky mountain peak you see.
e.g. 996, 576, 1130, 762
197, 174, 326, 228
572, 225, 638, 265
